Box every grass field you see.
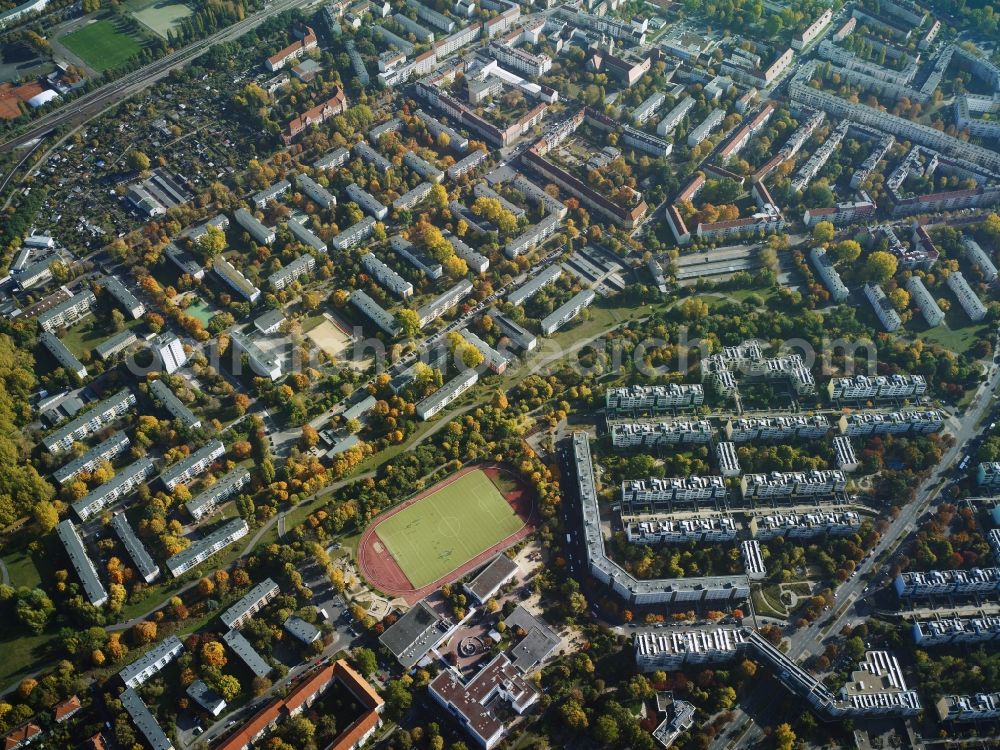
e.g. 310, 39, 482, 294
130, 0, 192, 37
375, 470, 523, 589
59, 19, 143, 72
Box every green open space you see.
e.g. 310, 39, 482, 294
183, 297, 216, 325
911, 311, 990, 357
59, 316, 144, 359
128, 0, 192, 38
374, 469, 523, 589
58, 18, 144, 72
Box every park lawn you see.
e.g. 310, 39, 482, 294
911, 310, 991, 357
59, 19, 143, 72
374, 469, 523, 589
59, 316, 143, 359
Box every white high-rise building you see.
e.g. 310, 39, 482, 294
152, 333, 187, 374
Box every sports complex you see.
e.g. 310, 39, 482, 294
357, 464, 535, 604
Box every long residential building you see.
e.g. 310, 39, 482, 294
186, 468, 252, 521
234, 208, 276, 246
625, 515, 738, 545
213, 256, 262, 303
159, 440, 226, 490
838, 409, 943, 436
749, 509, 863, 539
540, 289, 594, 335
57, 519, 108, 606
906, 276, 945, 327
220, 578, 280, 630
946, 271, 987, 322
231, 330, 282, 381
459, 329, 511, 373
895, 568, 1000, 597
350, 289, 400, 336
120, 689, 173, 750
961, 236, 997, 281
577, 435, 748, 604
149, 379, 202, 429
41, 331, 87, 379
937, 693, 1000, 723
621, 477, 727, 513
488, 308, 535, 351
610, 420, 713, 448
657, 95, 695, 136
101, 275, 145, 319
43, 388, 136, 454
912, 614, 1000, 646
53, 432, 130, 485
268, 253, 316, 292
166, 518, 250, 577
73, 457, 156, 521
95, 329, 139, 361
508, 265, 561, 306
740, 470, 847, 499
416, 368, 479, 419
723, 415, 829, 442
295, 173, 337, 208
223, 629, 272, 678
286, 220, 327, 253
828, 374, 927, 401
112, 512, 160, 583
809, 247, 849, 302
416, 279, 473, 327
331, 216, 377, 251
605, 384, 705, 413
120, 635, 184, 689
38, 289, 96, 333
346, 183, 388, 220
362, 253, 414, 299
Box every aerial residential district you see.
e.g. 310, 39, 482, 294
3, 0, 1000, 749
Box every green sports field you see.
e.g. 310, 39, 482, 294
375, 469, 523, 589
59, 19, 143, 72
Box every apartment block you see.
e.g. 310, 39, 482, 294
350, 289, 400, 336
610, 420, 713, 448
101, 275, 145, 319
331, 216, 376, 251
625, 515, 738, 545
740, 470, 847, 499
41, 331, 87, 379
906, 276, 945, 327
43, 388, 136, 453
73, 457, 155, 521
186, 467, 252, 521
111, 512, 160, 583
56, 520, 107, 606
894, 568, 1000, 597
119, 636, 183, 688
716, 441, 741, 477
912, 614, 1000, 646
53, 432, 130, 485
741, 540, 766, 580
946, 271, 987, 322
416, 368, 479, 419
220, 578, 280, 630
635, 629, 749, 671
268, 253, 316, 292
621, 476, 727, 513
158, 440, 226, 490
605, 384, 705, 413
362, 253, 414, 299
149, 379, 201, 429
166, 518, 249, 577
231, 331, 281, 381
833, 435, 860, 472
213, 256, 262, 303
749, 509, 863, 540
37, 289, 96, 333
828, 374, 927, 401
234, 208, 276, 246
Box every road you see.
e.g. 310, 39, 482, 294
716, 362, 1000, 748
0, 0, 317, 157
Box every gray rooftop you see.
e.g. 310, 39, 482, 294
380, 600, 445, 668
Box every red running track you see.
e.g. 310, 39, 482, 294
356, 463, 536, 606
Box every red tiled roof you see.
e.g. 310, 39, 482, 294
53, 695, 81, 722
3, 723, 41, 750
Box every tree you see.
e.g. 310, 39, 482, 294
127, 150, 151, 172
832, 239, 861, 264
33, 501, 58, 533
301, 291, 322, 311
775, 723, 796, 750
215, 674, 241, 702
197, 225, 227, 258
110, 309, 126, 332
397, 309, 421, 339
386, 678, 413, 717
812, 221, 835, 243
594, 715, 619, 745
201, 641, 227, 668
302, 424, 320, 447
352, 647, 377, 677
345, 418, 362, 435
864, 251, 898, 284
559, 699, 589, 731
888, 287, 909, 312
131, 620, 157, 646
198, 577, 215, 597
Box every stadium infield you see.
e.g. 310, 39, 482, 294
357, 465, 535, 604
58, 19, 143, 72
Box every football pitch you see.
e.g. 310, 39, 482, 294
59, 19, 143, 72
375, 469, 524, 589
